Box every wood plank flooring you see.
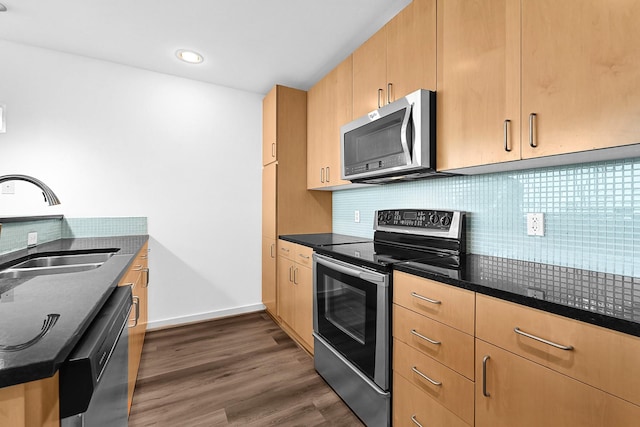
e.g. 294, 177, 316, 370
128, 312, 364, 426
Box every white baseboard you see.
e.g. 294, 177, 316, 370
146, 303, 266, 331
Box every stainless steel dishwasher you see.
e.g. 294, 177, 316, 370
59, 285, 132, 427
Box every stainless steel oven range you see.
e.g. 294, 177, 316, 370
313, 209, 466, 427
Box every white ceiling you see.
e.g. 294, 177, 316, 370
0, 0, 411, 95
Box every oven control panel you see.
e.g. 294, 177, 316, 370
375, 209, 465, 238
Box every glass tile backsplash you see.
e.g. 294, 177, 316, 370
333, 158, 640, 277
0, 217, 147, 255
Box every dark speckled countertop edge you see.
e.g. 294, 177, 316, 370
0, 235, 148, 388
395, 263, 640, 338
282, 233, 640, 339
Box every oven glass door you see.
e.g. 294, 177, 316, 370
314, 258, 383, 382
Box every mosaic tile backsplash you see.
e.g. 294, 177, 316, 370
0, 217, 147, 254
333, 158, 640, 277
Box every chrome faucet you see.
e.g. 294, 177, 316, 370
0, 174, 61, 205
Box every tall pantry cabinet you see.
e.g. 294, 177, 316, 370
261, 85, 332, 319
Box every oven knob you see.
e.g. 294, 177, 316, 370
378, 212, 385, 223
386, 212, 393, 221
429, 214, 439, 225
440, 215, 451, 227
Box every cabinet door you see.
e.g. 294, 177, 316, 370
262, 86, 277, 165
476, 339, 640, 427
436, 0, 521, 171
520, 0, 640, 158
262, 163, 276, 240
353, 28, 387, 118
277, 257, 295, 327
307, 67, 330, 189
293, 264, 314, 351
307, 56, 353, 190
262, 237, 277, 315
386, 0, 437, 101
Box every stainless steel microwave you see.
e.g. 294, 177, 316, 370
341, 89, 445, 184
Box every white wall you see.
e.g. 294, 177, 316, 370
0, 40, 264, 328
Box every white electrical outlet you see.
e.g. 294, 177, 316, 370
354, 210, 360, 223
1, 181, 15, 194
526, 213, 544, 236
27, 231, 38, 247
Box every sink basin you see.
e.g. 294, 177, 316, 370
0, 251, 116, 279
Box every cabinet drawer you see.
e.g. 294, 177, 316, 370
277, 239, 295, 261
476, 294, 640, 407
393, 304, 474, 380
393, 271, 475, 334
294, 245, 313, 268
393, 372, 470, 427
394, 339, 474, 425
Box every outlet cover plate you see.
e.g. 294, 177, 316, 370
354, 210, 360, 223
526, 213, 544, 236
27, 232, 38, 247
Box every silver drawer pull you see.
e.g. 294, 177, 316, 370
514, 327, 574, 351
298, 253, 310, 260
411, 415, 424, 427
411, 366, 442, 386
411, 292, 441, 305
411, 329, 441, 345
132, 265, 143, 271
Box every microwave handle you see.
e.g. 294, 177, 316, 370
400, 103, 413, 164
315, 255, 386, 283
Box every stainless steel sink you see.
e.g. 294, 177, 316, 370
0, 252, 116, 279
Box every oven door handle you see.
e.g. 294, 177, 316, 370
315, 255, 386, 283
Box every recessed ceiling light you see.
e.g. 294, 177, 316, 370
176, 49, 203, 64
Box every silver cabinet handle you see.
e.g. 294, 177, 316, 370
320, 167, 324, 183
514, 327, 574, 350
289, 265, 294, 282
293, 267, 299, 284
411, 366, 442, 386
529, 113, 537, 147
482, 355, 491, 397
378, 88, 383, 108
411, 292, 441, 305
272, 142, 276, 157
141, 255, 148, 260
298, 253, 310, 260
142, 267, 150, 288
411, 329, 441, 345
270, 243, 275, 258
411, 415, 423, 427
130, 296, 140, 328
325, 166, 330, 182
280, 247, 290, 253
387, 83, 393, 104
504, 119, 511, 152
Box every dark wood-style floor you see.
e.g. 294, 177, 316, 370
128, 312, 364, 426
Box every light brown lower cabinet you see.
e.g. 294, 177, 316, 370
276, 240, 313, 353
118, 241, 149, 415
393, 372, 470, 427
0, 373, 59, 427
476, 338, 640, 426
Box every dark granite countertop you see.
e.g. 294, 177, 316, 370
395, 254, 640, 338
0, 235, 148, 388
279, 233, 371, 247
282, 233, 640, 338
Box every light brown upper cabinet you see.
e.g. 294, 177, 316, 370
307, 56, 353, 190
262, 86, 277, 165
352, 0, 437, 119
437, 0, 640, 172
